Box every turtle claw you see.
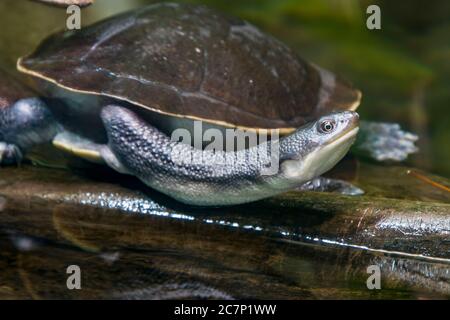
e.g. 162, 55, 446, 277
0, 142, 23, 165
355, 121, 419, 162
297, 177, 364, 196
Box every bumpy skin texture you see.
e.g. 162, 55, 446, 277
101, 106, 289, 206
0, 95, 360, 206
1, 96, 417, 206
100, 106, 358, 206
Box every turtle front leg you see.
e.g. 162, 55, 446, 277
352, 121, 418, 162
297, 177, 364, 195
0, 142, 22, 165
0, 98, 59, 165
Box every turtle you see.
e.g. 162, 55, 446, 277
0, 3, 417, 206
31, 0, 94, 7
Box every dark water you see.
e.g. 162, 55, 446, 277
0, 0, 449, 299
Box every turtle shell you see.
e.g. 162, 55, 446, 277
18, 2, 361, 132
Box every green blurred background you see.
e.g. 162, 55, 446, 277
0, 0, 449, 177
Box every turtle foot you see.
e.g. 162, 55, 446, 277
354, 121, 418, 162
0, 142, 23, 165
0, 98, 59, 152
297, 177, 364, 196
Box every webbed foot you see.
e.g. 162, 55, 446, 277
353, 121, 418, 162
298, 177, 364, 196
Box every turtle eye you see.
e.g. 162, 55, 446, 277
319, 120, 335, 133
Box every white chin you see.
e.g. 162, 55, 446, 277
282, 127, 359, 182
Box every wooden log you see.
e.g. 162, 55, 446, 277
0, 165, 448, 298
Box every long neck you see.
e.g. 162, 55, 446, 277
103, 107, 310, 206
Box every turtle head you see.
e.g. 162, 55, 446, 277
279, 111, 359, 182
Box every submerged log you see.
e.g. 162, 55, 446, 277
0, 164, 448, 258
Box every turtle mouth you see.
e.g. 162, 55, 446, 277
327, 126, 359, 146
281, 125, 359, 182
